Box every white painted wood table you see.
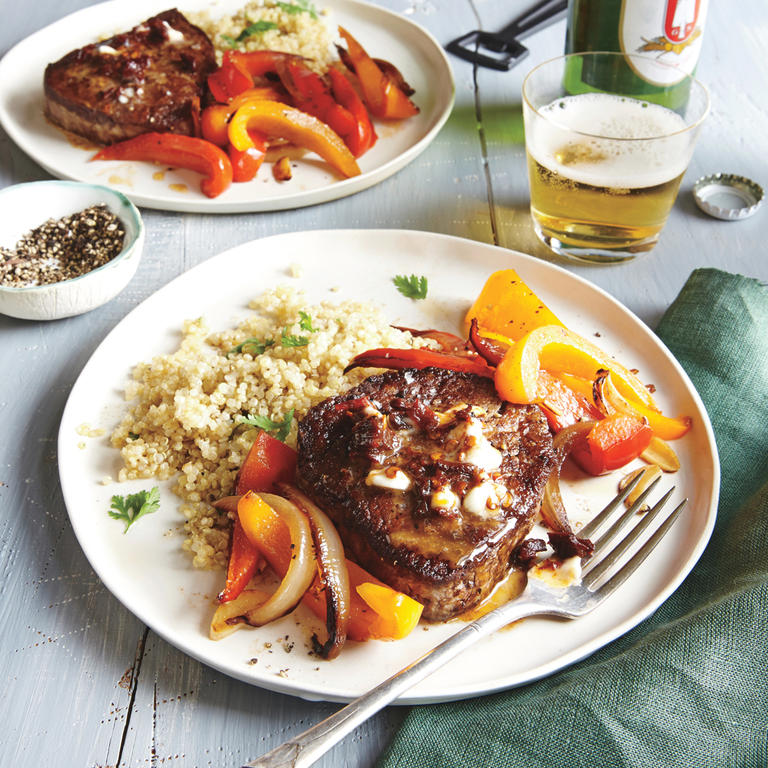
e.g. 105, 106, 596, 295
1, 1, 766, 766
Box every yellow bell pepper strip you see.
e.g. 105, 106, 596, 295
494, 324, 658, 410
92, 133, 233, 198
337, 27, 419, 119
228, 100, 361, 178
463, 268, 564, 340
237, 491, 422, 641
356, 582, 423, 640
202, 87, 289, 146
559, 371, 691, 440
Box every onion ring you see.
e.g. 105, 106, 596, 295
238, 492, 316, 626
278, 483, 351, 660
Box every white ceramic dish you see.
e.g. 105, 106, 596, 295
0, 0, 454, 213
58, 230, 719, 703
0, 181, 144, 320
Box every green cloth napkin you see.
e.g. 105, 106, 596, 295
378, 268, 768, 768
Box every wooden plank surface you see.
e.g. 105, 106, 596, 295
1, 1, 766, 766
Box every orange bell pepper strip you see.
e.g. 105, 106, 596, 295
217, 432, 298, 603
557, 372, 691, 440
328, 67, 377, 157
237, 492, 423, 641
537, 371, 603, 432
494, 325, 658, 410
355, 581, 423, 640
92, 133, 233, 198
337, 27, 419, 119
229, 131, 268, 182
464, 268, 564, 340
236, 431, 298, 496
570, 413, 653, 476
202, 87, 288, 146
228, 100, 361, 178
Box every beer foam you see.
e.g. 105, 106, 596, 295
528, 94, 691, 188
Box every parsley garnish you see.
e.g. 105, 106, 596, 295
236, 409, 294, 441
393, 274, 428, 300
227, 337, 275, 357
108, 487, 160, 533
277, 0, 318, 19
298, 310, 318, 333
281, 327, 310, 347
221, 20, 279, 46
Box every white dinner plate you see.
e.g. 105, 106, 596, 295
58, 230, 719, 703
0, 0, 453, 213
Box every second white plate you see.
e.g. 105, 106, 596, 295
0, 0, 454, 213
58, 229, 719, 703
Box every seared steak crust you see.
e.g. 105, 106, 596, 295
297, 368, 555, 620
44, 9, 216, 145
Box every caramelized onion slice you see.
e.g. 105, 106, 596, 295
278, 483, 351, 660
210, 588, 271, 640
239, 493, 316, 626
541, 421, 596, 534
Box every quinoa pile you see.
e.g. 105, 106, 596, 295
111, 286, 427, 569
189, 0, 335, 71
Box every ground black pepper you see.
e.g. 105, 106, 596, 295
0, 204, 126, 287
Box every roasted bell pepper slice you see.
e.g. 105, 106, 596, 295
228, 100, 360, 177
344, 347, 494, 377
208, 59, 254, 103
92, 133, 233, 198
217, 516, 260, 603
464, 268, 565, 340
338, 27, 419, 119
217, 432, 298, 603
356, 582, 422, 640
229, 130, 268, 182
201, 104, 234, 146
494, 325, 658, 410
236, 430, 297, 496
328, 67, 377, 157
237, 492, 422, 641
570, 413, 653, 476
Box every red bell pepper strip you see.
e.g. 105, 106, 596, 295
570, 413, 653, 476
538, 371, 604, 433
229, 130, 268, 182
328, 67, 377, 157
224, 50, 306, 79
208, 59, 254, 103
92, 133, 233, 198
338, 26, 419, 119
344, 347, 495, 377
218, 432, 298, 603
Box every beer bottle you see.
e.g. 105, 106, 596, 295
563, 0, 708, 108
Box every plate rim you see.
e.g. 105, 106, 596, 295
0, 0, 455, 213
57, 228, 720, 703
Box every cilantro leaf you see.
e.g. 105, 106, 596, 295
298, 311, 318, 333
235, 20, 279, 41
108, 487, 160, 533
393, 274, 428, 300
237, 409, 294, 442
281, 327, 310, 347
277, 0, 318, 19
227, 337, 275, 357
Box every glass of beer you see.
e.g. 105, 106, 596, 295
522, 53, 709, 263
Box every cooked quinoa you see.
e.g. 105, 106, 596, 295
111, 286, 429, 569
189, 0, 335, 71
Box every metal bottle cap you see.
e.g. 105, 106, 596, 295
693, 173, 764, 220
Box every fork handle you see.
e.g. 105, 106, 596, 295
241, 598, 543, 768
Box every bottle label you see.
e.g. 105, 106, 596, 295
620, 0, 708, 85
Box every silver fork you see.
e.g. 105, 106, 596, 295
242, 475, 686, 768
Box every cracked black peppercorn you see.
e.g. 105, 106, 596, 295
0, 204, 126, 287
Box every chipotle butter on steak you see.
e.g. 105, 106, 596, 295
297, 368, 556, 622
44, 9, 216, 146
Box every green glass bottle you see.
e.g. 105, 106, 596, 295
563, 0, 708, 109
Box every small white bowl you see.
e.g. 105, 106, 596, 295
0, 181, 144, 321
